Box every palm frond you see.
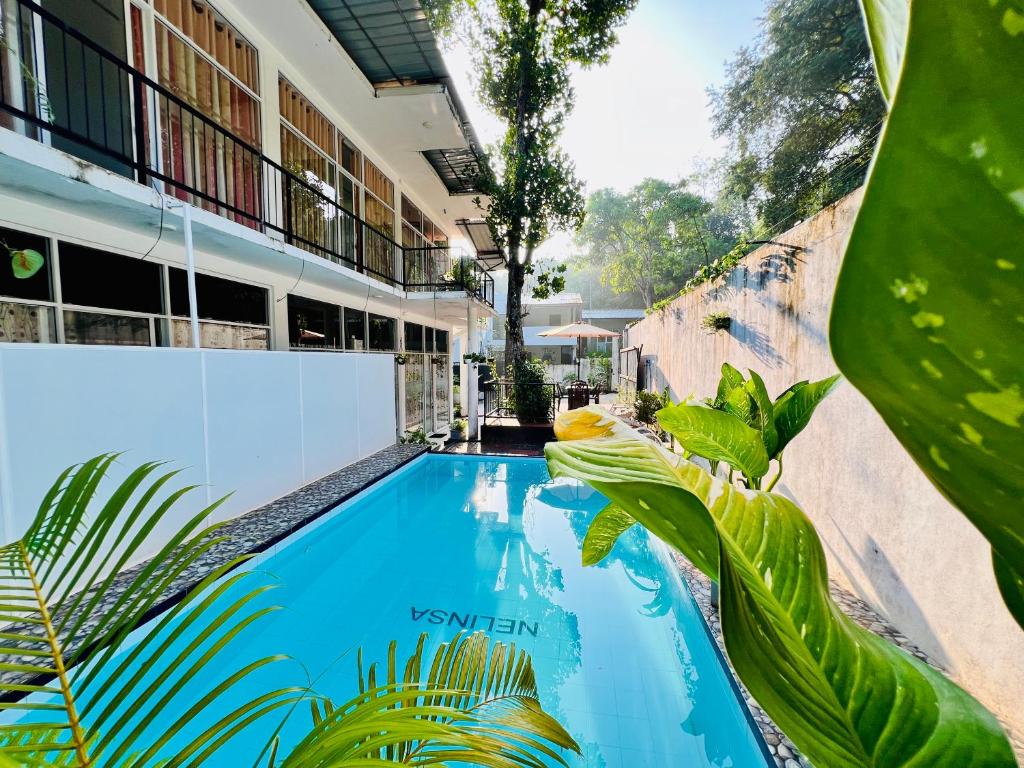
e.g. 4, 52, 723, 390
0, 455, 303, 766
278, 631, 579, 768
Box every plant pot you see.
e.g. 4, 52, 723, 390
450, 428, 466, 442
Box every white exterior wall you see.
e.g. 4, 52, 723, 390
0, 344, 396, 561
624, 191, 1024, 739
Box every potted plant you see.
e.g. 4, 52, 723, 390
450, 418, 468, 441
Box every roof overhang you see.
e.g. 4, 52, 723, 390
456, 218, 504, 269
305, 0, 489, 195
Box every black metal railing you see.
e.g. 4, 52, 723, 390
0, 0, 492, 301
483, 378, 557, 424
404, 247, 494, 306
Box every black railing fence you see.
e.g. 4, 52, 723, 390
404, 247, 494, 305
483, 378, 557, 425
0, 0, 493, 301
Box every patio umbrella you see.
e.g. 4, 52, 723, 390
539, 321, 619, 380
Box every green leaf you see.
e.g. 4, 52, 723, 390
859, 0, 909, 102
657, 404, 770, 479
0, 457, 302, 766
10, 249, 44, 279
722, 386, 754, 425
772, 374, 842, 458
546, 410, 1016, 768
833, 0, 1024, 626
581, 505, 636, 566
716, 362, 746, 405
544, 424, 719, 579
745, 370, 778, 457
993, 550, 1024, 628
278, 631, 579, 768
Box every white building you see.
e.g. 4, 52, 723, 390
0, 0, 497, 540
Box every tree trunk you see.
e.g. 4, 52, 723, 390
504, 258, 526, 370
501, 0, 544, 372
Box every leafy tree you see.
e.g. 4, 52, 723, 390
575, 179, 741, 308
709, 0, 886, 232
426, 0, 638, 365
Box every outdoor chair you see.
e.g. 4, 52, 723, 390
566, 380, 591, 410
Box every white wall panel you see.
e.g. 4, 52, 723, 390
0, 344, 397, 561
300, 353, 361, 482
203, 351, 305, 523
356, 354, 397, 456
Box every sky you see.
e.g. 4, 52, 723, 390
443, 0, 766, 258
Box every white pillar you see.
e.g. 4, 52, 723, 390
182, 204, 201, 349
467, 302, 481, 356
612, 335, 621, 390
467, 362, 480, 440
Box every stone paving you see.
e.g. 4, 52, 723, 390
0, 443, 428, 689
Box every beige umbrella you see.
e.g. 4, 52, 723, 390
539, 321, 619, 379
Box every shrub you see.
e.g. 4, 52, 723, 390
701, 312, 731, 332
634, 390, 663, 425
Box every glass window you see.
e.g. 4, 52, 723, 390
153, 0, 260, 93
59, 242, 163, 314
435, 329, 449, 353
341, 138, 362, 181
344, 308, 367, 350
404, 322, 423, 352
368, 314, 396, 351
0, 227, 51, 302
560, 346, 573, 365
169, 268, 268, 325
279, 77, 336, 160
287, 294, 341, 349
549, 313, 562, 326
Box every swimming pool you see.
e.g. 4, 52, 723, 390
11, 454, 770, 767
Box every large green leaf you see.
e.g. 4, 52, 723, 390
833, 1, 1024, 627
771, 374, 842, 458
859, 0, 909, 102
0, 456, 304, 766
656, 404, 770, 479
546, 408, 1016, 768
744, 370, 778, 457
581, 505, 637, 566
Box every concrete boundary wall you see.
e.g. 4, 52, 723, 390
624, 190, 1024, 735
0, 344, 396, 563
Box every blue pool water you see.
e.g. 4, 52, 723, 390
16, 455, 769, 767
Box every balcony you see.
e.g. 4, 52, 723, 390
0, 0, 494, 307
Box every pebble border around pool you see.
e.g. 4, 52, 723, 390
0, 443, 428, 690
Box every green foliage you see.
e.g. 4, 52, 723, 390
575, 179, 744, 309
426, 0, 636, 365
648, 241, 748, 314
507, 358, 554, 422
586, 354, 612, 392
401, 429, 430, 445
1, 237, 45, 280
274, 631, 579, 767
701, 312, 731, 332
528, 262, 567, 300
443, 258, 479, 291
667, 363, 840, 489
832, 0, 1024, 627
710, 0, 886, 233
545, 409, 1017, 767
0, 456, 306, 765
633, 390, 662, 426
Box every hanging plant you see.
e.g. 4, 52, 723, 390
2, 240, 45, 279
701, 312, 732, 332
